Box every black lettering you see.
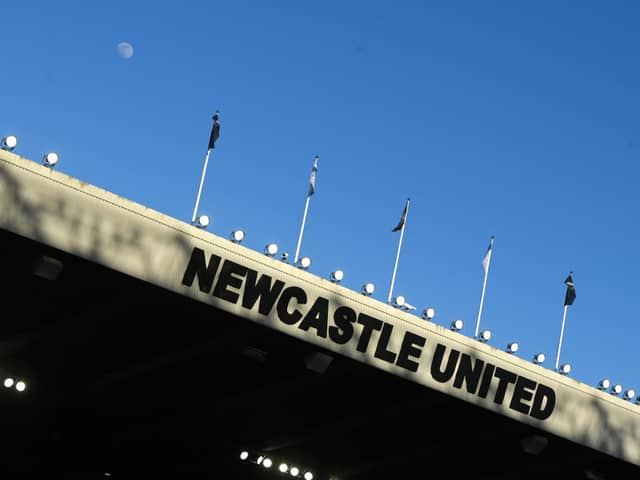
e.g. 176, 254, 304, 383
276, 286, 307, 325
530, 384, 556, 420
510, 376, 537, 415
431, 344, 459, 383
373, 323, 397, 364
492, 367, 517, 405
477, 363, 495, 399
181, 247, 221, 293
242, 269, 285, 315
299, 296, 329, 338
356, 313, 383, 354
453, 354, 484, 394
329, 306, 356, 344
212, 260, 247, 304
396, 331, 425, 373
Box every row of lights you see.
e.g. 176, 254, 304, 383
239, 450, 317, 480
3, 377, 26, 392
597, 379, 638, 402
212, 235, 589, 379
2, 135, 59, 168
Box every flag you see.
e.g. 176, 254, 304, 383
482, 236, 494, 274
308, 156, 318, 197
208, 111, 220, 149
392, 198, 410, 232
564, 273, 576, 306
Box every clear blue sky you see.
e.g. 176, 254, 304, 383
3, 1, 639, 397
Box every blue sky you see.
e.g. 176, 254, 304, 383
3, 1, 639, 398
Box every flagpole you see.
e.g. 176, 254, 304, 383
474, 236, 494, 339
191, 112, 220, 224
554, 304, 569, 371
191, 147, 212, 224
293, 194, 311, 265
388, 199, 410, 304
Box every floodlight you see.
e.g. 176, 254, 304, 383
279, 463, 288, 473
193, 214, 210, 228
533, 353, 545, 365
264, 243, 278, 256
15, 380, 26, 392
361, 282, 375, 296
42, 152, 59, 167
558, 363, 572, 375
422, 307, 436, 320
304, 472, 314, 480
393, 295, 406, 307
290, 466, 300, 476
330, 270, 344, 283
262, 458, 272, 468
623, 389, 636, 401
240, 451, 249, 460
1, 135, 17, 151
3, 378, 14, 388
297, 256, 312, 270
478, 330, 492, 343
597, 379, 611, 390
230, 229, 245, 243
611, 384, 623, 395
450, 319, 464, 331
506, 342, 519, 354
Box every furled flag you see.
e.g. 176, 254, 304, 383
564, 273, 576, 306
482, 236, 494, 274
392, 198, 410, 232
208, 111, 221, 150
308, 156, 318, 197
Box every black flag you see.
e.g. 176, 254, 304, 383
564, 273, 576, 306
208, 111, 220, 150
392, 199, 409, 232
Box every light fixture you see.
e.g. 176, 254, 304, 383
506, 342, 519, 354
15, 380, 26, 392
533, 353, 545, 365
1, 135, 17, 151
264, 243, 278, 256
42, 152, 59, 168
422, 307, 436, 320
330, 270, 344, 283
3, 378, 14, 388
450, 319, 464, 331
297, 256, 312, 270
478, 330, 492, 343
611, 384, 623, 395
598, 379, 611, 390
193, 214, 210, 228
623, 389, 636, 401
262, 458, 272, 468
393, 295, 406, 307
230, 229, 245, 243
304, 472, 314, 480
558, 363, 572, 375
361, 282, 375, 296
279, 463, 288, 473
281, 252, 289, 262
290, 466, 300, 476
240, 451, 249, 460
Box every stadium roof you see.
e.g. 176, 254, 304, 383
0, 149, 638, 479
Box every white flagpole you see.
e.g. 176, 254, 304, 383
474, 236, 494, 339
191, 148, 212, 224
554, 304, 569, 371
387, 199, 410, 304
294, 156, 318, 264
293, 195, 311, 265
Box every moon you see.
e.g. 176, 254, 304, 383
116, 42, 134, 59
